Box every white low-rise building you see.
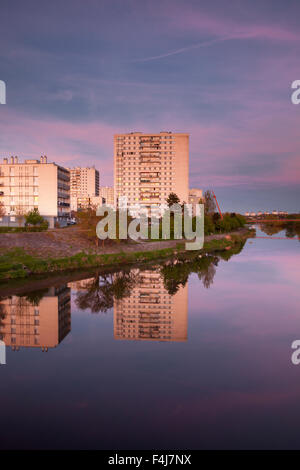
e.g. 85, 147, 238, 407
0, 156, 70, 228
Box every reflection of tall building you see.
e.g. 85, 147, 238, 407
114, 270, 188, 342
0, 286, 71, 351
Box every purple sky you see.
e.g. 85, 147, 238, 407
0, 0, 299, 212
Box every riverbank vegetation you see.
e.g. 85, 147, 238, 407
259, 220, 300, 239
0, 230, 253, 281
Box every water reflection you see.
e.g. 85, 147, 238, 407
259, 222, 300, 239
0, 286, 71, 351
0, 240, 246, 353
71, 272, 137, 313
3, 234, 300, 449
114, 269, 188, 342
69, 248, 242, 342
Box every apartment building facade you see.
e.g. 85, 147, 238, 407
0, 156, 70, 228
68, 166, 100, 211
99, 186, 114, 206
76, 187, 114, 210
114, 132, 189, 215
114, 269, 188, 342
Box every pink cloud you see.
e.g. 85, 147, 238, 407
0, 108, 120, 183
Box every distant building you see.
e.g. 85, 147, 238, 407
189, 188, 203, 215
68, 166, 99, 211
114, 269, 188, 342
99, 186, 114, 206
0, 156, 70, 228
114, 132, 189, 216
75, 188, 114, 211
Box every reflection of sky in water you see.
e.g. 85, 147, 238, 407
0, 234, 299, 449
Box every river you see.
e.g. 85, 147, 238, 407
0, 228, 299, 449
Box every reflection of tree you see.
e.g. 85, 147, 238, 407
75, 271, 137, 313
160, 238, 248, 293
217, 240, 246, 261
197, 261, 217, 289
260, 222, 300, 241
259, 224, 282, 236
285, 225, 296, 238
0, 298, 6, 333
161, 255, 220, 293
285, 222, 300, 240
24, 288, 49, 306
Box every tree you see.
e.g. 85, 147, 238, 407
0, 201, 5, 219
15, 205, 25, 227
203, 190, 216, 215
25, 208, 45, 226
166, 192, 180, 207
76, 204, 104, 246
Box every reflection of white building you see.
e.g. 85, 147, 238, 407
114, 269, 188, 342
0, 286, 71, 351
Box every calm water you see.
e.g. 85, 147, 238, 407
0, 229, 299, 450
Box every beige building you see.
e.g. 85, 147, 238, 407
68, 166, 100, 211
0, 156, 70, 227
75, 187, 114, 210
99, 186, 114, 206
114, 269, 188, 342
114, 132, 189, 215
189, 188, 203, 216
0, 286, 71, 351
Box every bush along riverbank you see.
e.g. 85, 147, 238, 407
0, 229, 254, 281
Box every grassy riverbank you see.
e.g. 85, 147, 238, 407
0, 229, 254, 281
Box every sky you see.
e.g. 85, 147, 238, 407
0, 0, 299, 212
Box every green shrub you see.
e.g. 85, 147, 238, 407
204, 215, 215, 235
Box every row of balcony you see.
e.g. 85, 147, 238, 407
58, 183, 70, 191
58, 202, 70, 207
58, 173, 70, 182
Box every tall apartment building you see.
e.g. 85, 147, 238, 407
0, 156, 70, 228
114, 132, 189, 215
0, 286, 71, 351
68, 166, 100, 211
114, 269, 188, 342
